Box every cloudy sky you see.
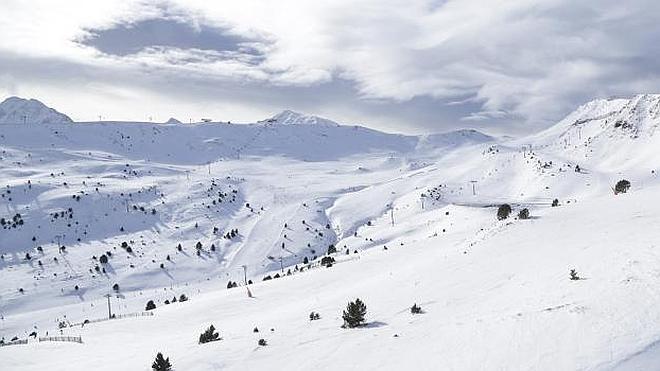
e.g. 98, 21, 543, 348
0, 0, 658, 135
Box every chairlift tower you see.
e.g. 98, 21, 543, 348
469, 180, 478, 196
104, 294, 113, 319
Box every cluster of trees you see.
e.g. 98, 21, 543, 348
142, 297, 427, 368
340, 299, 424, 328
497, 204, 530, 220
320, 256, 335, 267
497, 179, 632, 222
223, 228, 239, 240
146, 294, 189, 310
0, 213, 24, 229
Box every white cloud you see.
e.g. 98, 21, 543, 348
0, 0, 659, 133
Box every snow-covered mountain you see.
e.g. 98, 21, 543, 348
1, 95, 660, 370
264, 109, 340, 127
416, 128, 494, 153
0, 97, 72, 124
164, 117, 182, 125
527, 93, 660, 173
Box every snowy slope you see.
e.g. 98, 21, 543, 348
0, 97, 73, 124
1, 95, 659, 370
6, 181, 660, 371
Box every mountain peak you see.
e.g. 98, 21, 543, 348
264, 110, 340, 127
164, 117, 182, 125
0, 96, 73, 124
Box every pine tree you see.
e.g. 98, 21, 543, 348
145, 300, 156, 311
151, 352, 172, 371
497, 204, 512, 220
518, 208, 530, 220
199, 324, 220, 344
570, 269, 580, 280
614, 179, 631, 194
342, 298, 367, 328
411, 303, 423, 314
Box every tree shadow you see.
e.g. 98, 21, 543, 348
161, 268, 174, 280
363, 321, 388, 328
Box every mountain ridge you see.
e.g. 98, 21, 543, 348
0, 96, 73, 124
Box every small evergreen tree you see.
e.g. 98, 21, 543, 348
551, 199, 559, 207
258, 338, 267, 346
497, 204, 512, 220
342, 298, 367, 328
199, 324, 220, 344
309, 311, 321, 321
99, 254, 108, 264
570, 269, 580, 280
152, 352, 172, 371
518, 208, 530, 220
179, 294, 188, 302
320, 256, 335, 267
411, 303, 423, 314
614, 179, 631, 194
145, 300, 156, 311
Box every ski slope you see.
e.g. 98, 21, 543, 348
1, 95, 660, 370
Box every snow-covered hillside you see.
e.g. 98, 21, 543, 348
0, 97, 72, 125
1, 95, 660, 370
528, 94, 660, 172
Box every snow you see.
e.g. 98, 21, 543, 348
1, 95, 659, 370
